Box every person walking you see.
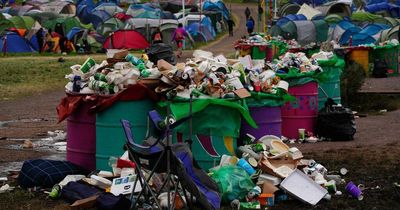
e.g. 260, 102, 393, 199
245, 7, 251, 20
227, 18, 235, 37
246, 16, 255, 35
172, 23, 189, 58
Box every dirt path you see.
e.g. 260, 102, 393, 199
0, 3, 399, 172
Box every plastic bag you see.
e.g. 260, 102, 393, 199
210, 165, 255, 203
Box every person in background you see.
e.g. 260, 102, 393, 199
172, 23, 189, 58
36, 28, 44, 53
227, 18, 235, 37
246, 16, 255, 35
245, 7, 251, 20
151, 27, 163, 44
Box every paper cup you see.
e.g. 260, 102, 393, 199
277, 80, 289, 92
298, 128, 306, 140
80, 58, 96, 73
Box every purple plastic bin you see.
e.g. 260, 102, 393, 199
281, 82, 318, 139
241, 106, 282, 139
67, 100, 96, 171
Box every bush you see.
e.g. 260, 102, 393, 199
340, 60, 366, 106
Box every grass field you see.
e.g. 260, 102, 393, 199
0, 54, 107, 100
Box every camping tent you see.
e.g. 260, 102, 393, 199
103, 30, 149, 50
329, 20, 360, 44
316, 2, 351, 17
124, 18, 178, 41
374, 17, 400, 27
202, 0, 230, 20
159, 0, 198, 13
312, 19, 328, 42
351, 11, 383, 23
0, 31, 38, 53
294, 20, 317, 45
365, 2, 400, 18
278, 3, 301, 17
8, 5, 39, 16
25, 11, 60, 24
96, 17, 124, 36
276, 14, 307, 27
0, 18, 14, 33
352, 24, 390, 46
296, 3, 322, 20
92, 2, 123, 17
43, 17, 81, 36
379, 25, 399, 42
324, 14, 343, 24
39, 1, 76, 16
8, 16, 36, 30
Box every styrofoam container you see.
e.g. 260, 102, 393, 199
280, 169, 328, 205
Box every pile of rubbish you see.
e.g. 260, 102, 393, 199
209, 134, 362, 209
65, 49, 291, 99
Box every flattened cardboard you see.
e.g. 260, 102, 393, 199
234, 88, 251, 98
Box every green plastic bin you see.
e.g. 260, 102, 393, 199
372, 45, 399, 76
96, 99, 155, 171
318, 69, 341, 110
317, 56, 344, 110
171, 105, 240, 170
251, 46, 267, 59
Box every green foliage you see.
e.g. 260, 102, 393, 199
340, 60, 366, 106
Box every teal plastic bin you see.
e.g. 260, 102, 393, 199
171, 104, 240, 170
96, 99, 155, 171
317, 56, 344, 110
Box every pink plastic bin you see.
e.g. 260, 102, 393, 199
67, 100, 96, 171
281, 82, 318, 139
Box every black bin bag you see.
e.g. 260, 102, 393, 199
316, 98, 356, 140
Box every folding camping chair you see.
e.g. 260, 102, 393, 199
121, 96, 194, 210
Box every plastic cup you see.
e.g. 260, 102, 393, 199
346, 181, 363, 200
237, 158, 256, 175
298, 128, 305, 140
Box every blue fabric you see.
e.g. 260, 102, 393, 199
67, 27, 83, 40
277, 14, 307, 27
0, 32, 38, 53
352, 33, 376, 46
246, 20, 254, 30
175, 149, 221, 210
18, 159, 85, 188
203, 0, 230, 20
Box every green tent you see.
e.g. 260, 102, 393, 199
269, 25, 283, 37
0, 18, 14, 34
96, 17, 124, 36
324, 14, 343, 24
43, 17, 81, 35
374, 17, 400, 27
280, 21, 297, 40
312, 19, 328, 43
25, 12, 60, 25
351, 11, 382, 23
9, 16, 27, 29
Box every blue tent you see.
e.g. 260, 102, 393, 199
276, 14, 307, 27
290, 0, 327, 6
185, 17, 216, 42
365, 2, 400, 17
352, 23, 390, 46
0, 31, 38, 53
202, 0, 230, 20
67, 27, 84, 40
